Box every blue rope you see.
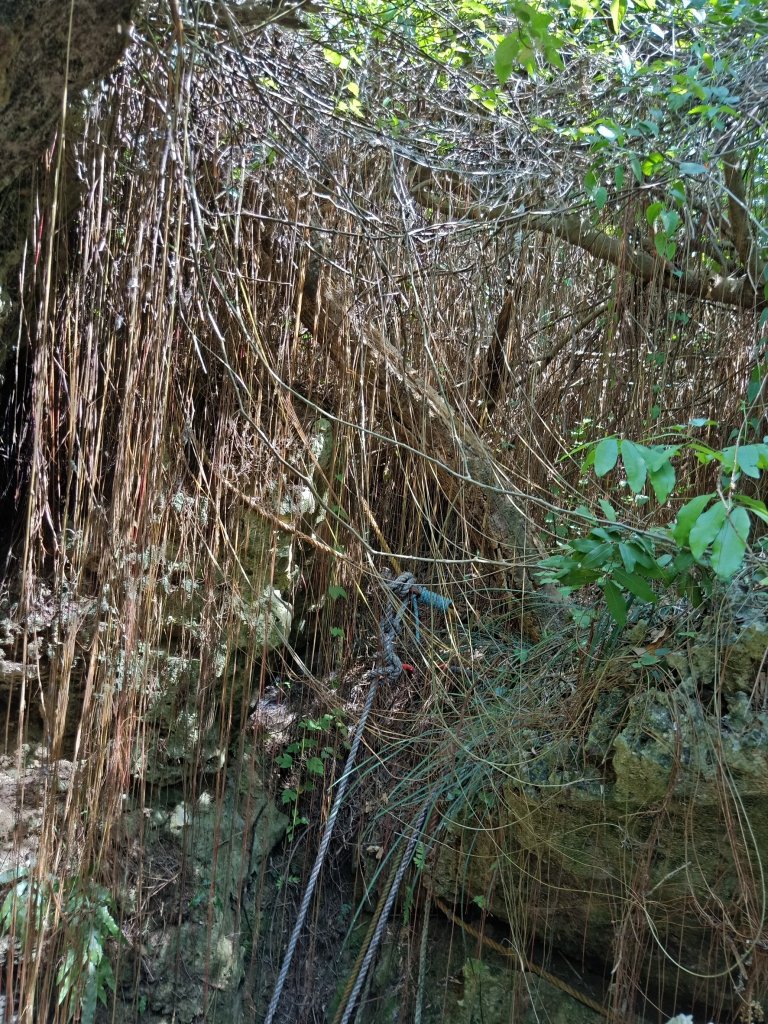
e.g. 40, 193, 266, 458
413, 588, 452, 644
417, 588, 453, 612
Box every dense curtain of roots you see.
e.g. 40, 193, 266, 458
2, 6, 765, 1022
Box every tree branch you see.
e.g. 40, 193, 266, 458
408, 164, 765, 313
523, 212, 763, 311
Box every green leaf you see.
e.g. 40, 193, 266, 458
734, 495, 768, 525
555, 567, 602, 586
679, 161, 708, 175
689, 501, 727, 562
710, 507, 750, 579
276, 753, 293, 769
612, 567, 658, 602
328, 584, 348, 600
581, 541, 614, 569
618, 542, 636, 572
660, 210, 681, 234
620, 440, 647, 493
722, 444, 766, 479
592, 186, 608, 209
495, 34, 520, 84
306, 756, 325, 776
648, 460, 675, 504
574, 504, 596, 522
544, 44, 565, 70
645, 201, 664, 225
640, 444, 681, 472
594, 437, 619, 476
603, 581, 627, 626
598, 499, 617, 521
82, 963, 98, 1024
673, 493, 715, 544
517, 45, 536, 74
609, 0, 627, 32
591, 527, 617, 541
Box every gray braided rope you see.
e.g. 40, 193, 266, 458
263, 673, 381, 1024
337, 796, 433, 1024
264, 573, 423, 1024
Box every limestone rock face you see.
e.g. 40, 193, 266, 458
429, 586, 768, 1020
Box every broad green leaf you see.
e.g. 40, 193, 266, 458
82, 964, 98, 1023
671, 550, 694, 573
604, 581, 627, 626
660, 210, 680, 233
641, 444, 681, 472
517, 45, 536, 75
594, 437, 619, 476
648, 460, 675, 504
328, 584, 348, 600
571, 537, 600, 554
689, 501, 726, 561
618, 542, 636, 571
609, 0, 627, 33
612, 566, 658, 602
306, 756, 325, 776
620, 440, 647, 493
722, 444, 766, 479
598, 499, 617, 521
87, 930, 103, 965
580, 447, 596, 471
645, 201, 664, 225
582, 541, 614, 569
556, 568, 602, 586
544, 45, 565, 69
673, 493, 715, 544
494, 34, 520, 84
574, 504, 597, 521
734, 495, 768, 524
591, 527, 616, 541
710, 507, 750, 579
593, 186, 608, 209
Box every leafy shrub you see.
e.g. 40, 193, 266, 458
538, 436, 768, 625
